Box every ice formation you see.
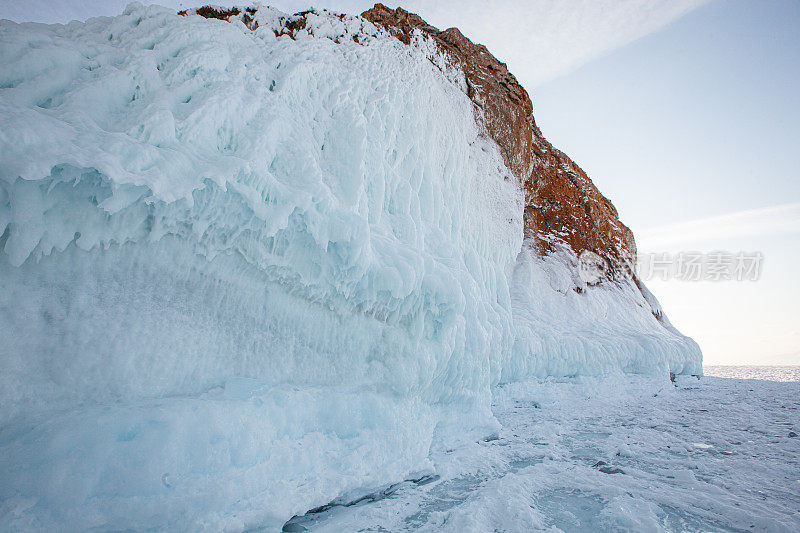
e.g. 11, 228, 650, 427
0, 4, 700, 530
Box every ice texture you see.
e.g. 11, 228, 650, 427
281, 375, 800, 532
506, 244, 701, 380
0, 4, 699, 530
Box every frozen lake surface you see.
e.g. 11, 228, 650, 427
283, 373, 800, 532
705, 365, 800, 382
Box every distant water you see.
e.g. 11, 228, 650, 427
704, 365, 800, 382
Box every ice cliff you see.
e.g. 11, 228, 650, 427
0, 4, 701, 530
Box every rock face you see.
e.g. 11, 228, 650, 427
361, 4, 636, 279
183, 3, 637, 281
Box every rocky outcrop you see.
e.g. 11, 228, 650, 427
181, 3, 638, 281
362, 4, 637, 280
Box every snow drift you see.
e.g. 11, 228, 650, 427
0, 4, 700, 530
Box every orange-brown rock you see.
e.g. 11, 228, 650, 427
362, 4, 637, 280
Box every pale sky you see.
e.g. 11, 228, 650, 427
0, 0, 707, 87
2, 0, 798, 365
532, 0, 800, 365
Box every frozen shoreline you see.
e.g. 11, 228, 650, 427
1, 6, 700, 529
284, 374, 800, 532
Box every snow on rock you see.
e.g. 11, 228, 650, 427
0, 3, 699, 530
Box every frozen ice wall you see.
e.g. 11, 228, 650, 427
0, 4, 699, 530
506, 244, 702, 381
0, 5, 522, 529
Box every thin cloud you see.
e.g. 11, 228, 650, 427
395, 0, 710, 87
638, 202, 800, 250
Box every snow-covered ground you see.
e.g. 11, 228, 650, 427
282, 372, 800, 532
